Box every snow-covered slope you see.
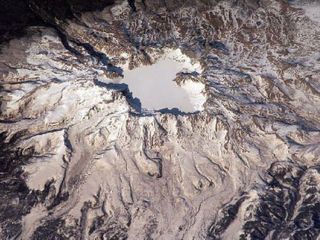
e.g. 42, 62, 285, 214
1, 0, 320, 239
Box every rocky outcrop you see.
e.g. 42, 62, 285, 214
1, 0, 320, 239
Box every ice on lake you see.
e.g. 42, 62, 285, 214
115, 49, 206, 113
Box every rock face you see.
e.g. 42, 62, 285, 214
1, 0, 320, 239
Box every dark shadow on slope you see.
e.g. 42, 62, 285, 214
93, 79, 142, 113
0, 0, 115, 45
0, 0, 43, 44
157, 108, 201, 116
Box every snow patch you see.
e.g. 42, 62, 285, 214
21, 130, 66, 191
302, 4, 320, 23
292, 2, 320, 24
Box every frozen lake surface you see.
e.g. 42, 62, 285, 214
116, 49, 206, 113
